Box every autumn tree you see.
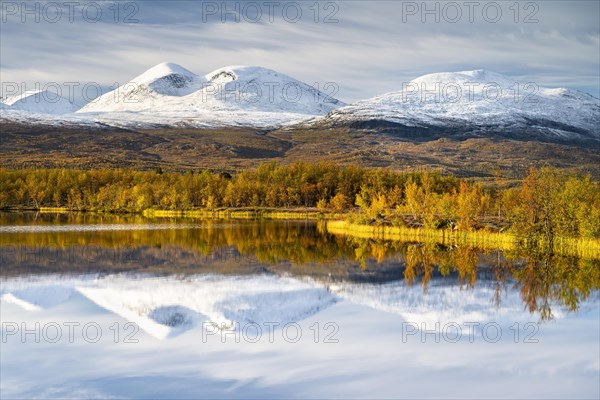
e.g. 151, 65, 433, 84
454, 180, 484, 231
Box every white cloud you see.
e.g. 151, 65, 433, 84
1, 0, 598, 102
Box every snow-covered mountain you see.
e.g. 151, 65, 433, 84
321, 69, 600, 141
0, 274, 337, 340
78, 62, 204, 112
76, 62, 344, 128
1, 66, 598, 140
2, 89, 78, 114
3, 273, 596, 339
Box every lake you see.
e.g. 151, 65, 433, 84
1, 212, 599, 399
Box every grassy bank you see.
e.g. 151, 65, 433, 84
326, 220, 600, 260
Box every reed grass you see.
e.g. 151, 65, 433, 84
38, 207, 70, 213
326, 221, 600, 260
142, 209, 338, 220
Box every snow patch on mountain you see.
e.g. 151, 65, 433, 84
200, 65, 343, 114
2, 66, 598, 137
78, 62, 205, 114
325, 69, 600, 139
133, 62, 203, 96
75, 63, 344, 128
3, 90, 78, 114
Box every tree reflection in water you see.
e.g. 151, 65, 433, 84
1, 213, 598, 321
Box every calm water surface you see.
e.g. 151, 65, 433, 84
1, 212, 599, 399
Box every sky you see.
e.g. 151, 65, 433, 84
1, 0, 599, 105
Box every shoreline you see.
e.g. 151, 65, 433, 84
2, 208, 599, 259
326, 221, 600, 260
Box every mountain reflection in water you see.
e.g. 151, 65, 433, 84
1, 212, 598, 322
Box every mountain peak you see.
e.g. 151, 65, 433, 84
410, 69, 516, 87
76, 63, 345, 126
133, 62, 199, 85
4, 89, 78, 114
325, 69, 599, 141
458, 69, 497, 78
205, 65, 290, 84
